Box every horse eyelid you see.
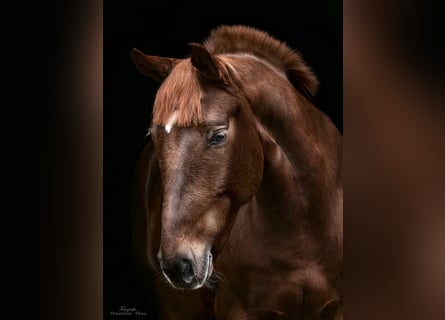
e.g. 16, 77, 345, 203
210, 125, 228, 131
206, 128, 228, 146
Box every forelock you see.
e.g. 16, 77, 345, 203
152, 60, 203, 127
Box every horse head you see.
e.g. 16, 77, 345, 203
131, 44, 264, 289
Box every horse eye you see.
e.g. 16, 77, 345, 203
208, 129, 227, 146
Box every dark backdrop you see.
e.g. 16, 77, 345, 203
104, 0, 342, 318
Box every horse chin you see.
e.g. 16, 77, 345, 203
165, 276, 204, 290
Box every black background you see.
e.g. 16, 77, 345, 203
104, 0, 342, 317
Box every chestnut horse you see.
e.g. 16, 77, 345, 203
131, 25, 342, 319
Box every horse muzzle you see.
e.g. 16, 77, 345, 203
158, 252, 213, 290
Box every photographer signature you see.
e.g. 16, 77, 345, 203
110, 306, 148, 316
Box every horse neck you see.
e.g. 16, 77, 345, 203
238, 66, 342, 238
225, 55, 341, 189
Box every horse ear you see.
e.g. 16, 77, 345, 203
287, 65, 319, 100
131, 48, 180, 82
189, 43, 227, 82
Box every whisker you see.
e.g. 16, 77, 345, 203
213, 270, 227, 283
203, 267, 228, 291
151, 271, 170, 287
204, 273, 219, 290
204, 280, 217, 290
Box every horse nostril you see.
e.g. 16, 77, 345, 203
161, 256, 195, 285
177, 258, 194, 283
